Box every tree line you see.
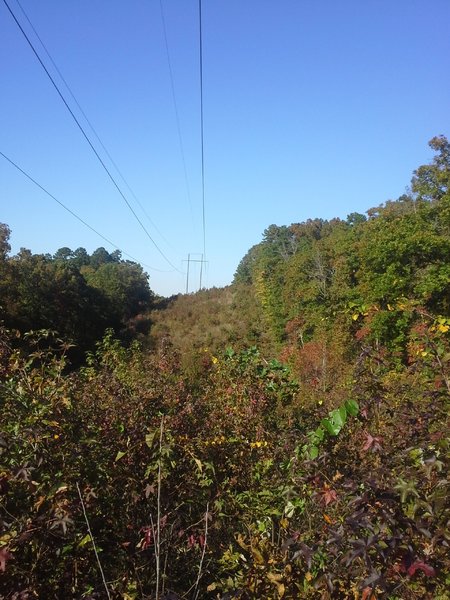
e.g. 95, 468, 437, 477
0, 234, 153, 362
232, 135, 450, 388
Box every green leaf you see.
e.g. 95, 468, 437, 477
323, 406, 347, 436
344, 399, 359, 416
78, 533, 92, 548
314, 426, 325, 442
193, 457, 203, 473
334, 406, 347, 427
115, 450, 127, 462
321, 418, 340, 436
284, 500, 296, 518
145, 431, 157, 448
309, 445, 319, 459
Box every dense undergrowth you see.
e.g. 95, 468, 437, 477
1, 311, 449, 599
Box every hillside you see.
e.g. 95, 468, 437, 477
147, 285, 275, 374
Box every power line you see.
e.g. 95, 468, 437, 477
182, 253, 207, 293
198, 0, 206, 262
3, 0, 182, 274
14, 0, 172, 249
0, 150, 174, 273
159, 0, 194, 226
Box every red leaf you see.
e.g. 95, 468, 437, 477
321, 486, 337, 506
0, 547, 12, 572
145, 483, 155, 498
361, 587, 377, 600
362, 432, 382, 452
159, 514, 168, 529
138, 526, 153, 550
407, 560, 436, 577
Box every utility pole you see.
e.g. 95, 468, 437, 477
183, 254, 208, 293
185, 254, 190, 294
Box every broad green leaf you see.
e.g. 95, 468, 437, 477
333, 406, 347, 427
284, 500, 295, 518
325, 407, 347, 436
321, 417, 340, 436
309, 445, 319, 459
345, 399, 359, 416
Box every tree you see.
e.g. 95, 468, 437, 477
346, 212, 367, 226
0, 223, 11, 259
234, 244, 261, 285
71, 247, 90, 268
5, 251, 107, 345
90, 247, 115, 268
0, 224, 13, 318
412, 135, 450, 201
83, 261, 153, 321
53, 247, 74, 261
261, 224, 298, 261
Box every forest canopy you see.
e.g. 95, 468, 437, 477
0, 238, 153, 360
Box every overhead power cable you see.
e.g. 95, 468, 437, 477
0, 150, 173, 272
159, 0, 194, 224
198, 0, 206, 263
3, 0, 182, 273
14, 0, 171, 248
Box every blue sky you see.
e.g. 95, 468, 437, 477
1, 0, 449, 296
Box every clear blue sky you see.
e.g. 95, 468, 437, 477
1, 0, 449, 296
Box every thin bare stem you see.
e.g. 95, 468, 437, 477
162, 521, 175, 595
155, 416, 165, 600
76, 482, 111, 600
193, 502, 209, 600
